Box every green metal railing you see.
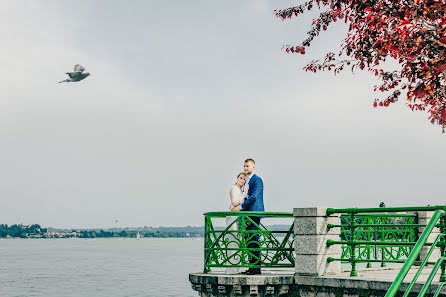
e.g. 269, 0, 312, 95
327, 208, 424, 276
203, 212, 294, 273
385, 209, 446, 297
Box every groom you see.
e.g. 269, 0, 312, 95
231, 158, 264, 275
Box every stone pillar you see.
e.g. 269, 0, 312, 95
417, 211, 441, 261
293, 207, 341, 276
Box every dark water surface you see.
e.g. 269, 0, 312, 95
0, 238, 202, 297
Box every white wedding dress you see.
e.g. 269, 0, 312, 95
225, 185, 246, 274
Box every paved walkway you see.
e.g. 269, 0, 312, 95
296, 266, 445, 295
328, 266, 441, 283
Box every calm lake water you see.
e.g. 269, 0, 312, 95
0, 238, 203, 297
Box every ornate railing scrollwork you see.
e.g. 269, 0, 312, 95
203, 212, 294, 272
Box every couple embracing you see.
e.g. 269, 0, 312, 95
226, 158, 264, 275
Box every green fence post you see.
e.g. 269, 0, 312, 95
350, 212, 357, 276
240, 214, 246, 267
366, 216, 372, 268
381, 217, 386, 267
414, 212, 421, 265
203, 215, 210, 273
381, 216, 387, 267
440, 216, 446, 282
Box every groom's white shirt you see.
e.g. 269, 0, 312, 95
240, 173, 253, 210
242, 173, 253, 192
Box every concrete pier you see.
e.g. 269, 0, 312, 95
189, 272, 294, 297
190, 207, 446, 296
190, 267, 446, 296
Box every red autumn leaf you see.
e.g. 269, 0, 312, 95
441, 109, 446, 121
413, 84, 426, 99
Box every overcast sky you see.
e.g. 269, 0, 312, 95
1, 1, 445, 228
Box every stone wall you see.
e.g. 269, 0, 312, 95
189, 273, 294, 297
189, 273, 446, 297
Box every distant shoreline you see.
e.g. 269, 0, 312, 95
0, 224, 203, 239
1, 223, 289, 239
1, 237, 202, 239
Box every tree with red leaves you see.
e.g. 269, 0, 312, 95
276, 0, 446, 131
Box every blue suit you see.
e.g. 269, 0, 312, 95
240, 174, 264, 269
241, 174, 264, 212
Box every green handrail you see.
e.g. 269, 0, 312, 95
330, 210, 419, 275
341, 213, 418, 218
328, 240, 422, 246
418, 257, 445, 297
204, 211, 294, 217
434, 283, 446, 297
327, 257, 435, 265
327, 206, 446, 276
402, 234, 444, 297
327, 206, 446, 215
203, 211, 294, 273
384, 209, 446, 297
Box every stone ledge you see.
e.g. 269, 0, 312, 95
295, 272, 446, 296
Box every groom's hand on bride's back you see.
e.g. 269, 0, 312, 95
231, 206, 241, 211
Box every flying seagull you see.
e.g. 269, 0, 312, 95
59, 64, 90, 83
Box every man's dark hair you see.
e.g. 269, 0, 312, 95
244, 158, 255, 164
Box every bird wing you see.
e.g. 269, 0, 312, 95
74, 64, 85, 73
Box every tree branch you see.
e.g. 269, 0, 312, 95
429, 38, 446, 48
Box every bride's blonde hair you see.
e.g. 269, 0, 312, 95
235, 172, 246, 185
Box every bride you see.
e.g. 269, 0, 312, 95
225, 172, 249, 274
